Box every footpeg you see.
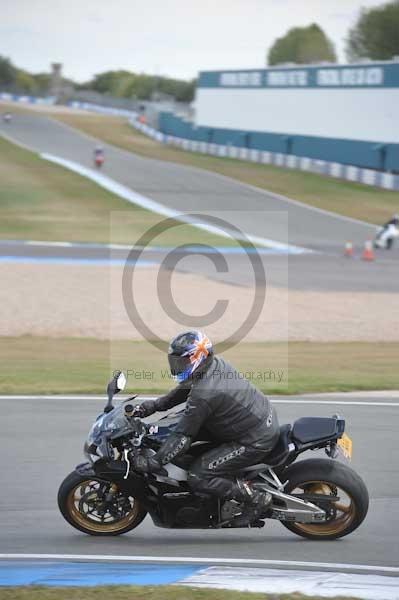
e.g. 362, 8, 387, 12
250, 519, 265, 528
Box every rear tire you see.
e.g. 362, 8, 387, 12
58, 471, 147, 536
281, 458, 369, 540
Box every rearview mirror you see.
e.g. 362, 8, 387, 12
116, 371, 126, 391
105, 370, 127, 412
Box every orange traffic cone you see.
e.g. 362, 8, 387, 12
362, 240, 375, 261
344, 241, 353, 257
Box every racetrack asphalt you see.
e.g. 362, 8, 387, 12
1, 239, 399, 293
2, 112, 398, 293
0, 112, 376, 251
1, 395, 397, 569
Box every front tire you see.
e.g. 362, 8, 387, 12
58, 471, 147, 536
281, 458, 369, 540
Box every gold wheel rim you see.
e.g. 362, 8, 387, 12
66, 479, 141, 533
290, 480, 356, 536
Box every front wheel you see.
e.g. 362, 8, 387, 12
281, 458, 369, 540
58, 471, 147, 536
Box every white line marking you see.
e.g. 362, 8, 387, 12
0, 554, 398, 575
273, 400, 399, 407
1, 239, 137, 250
181, 566, 399, 599
1, 395, 399, 406
0, 239, 300, 254
26, 240, 73, 247
0, 395, 106, 400
297, 390, 399, 399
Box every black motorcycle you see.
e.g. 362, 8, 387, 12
58, 371, 369, 540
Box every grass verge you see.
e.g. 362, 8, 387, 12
0, 586, 361, 600
0, 135, 238, 247
1, 336, 398, 395
49, 112, 399, 225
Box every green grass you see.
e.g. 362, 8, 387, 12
0, 135, 238, 247
0, 586, 362, 600
1, 336, 398, 395
49, 112, 399, 225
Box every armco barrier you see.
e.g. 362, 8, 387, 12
68, 100, 138, 119
0, 92, 56, 106
130, 119, 399, 191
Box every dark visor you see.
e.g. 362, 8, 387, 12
168, 354, 191, 376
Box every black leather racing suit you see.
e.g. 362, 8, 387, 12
148, 355, 280, 500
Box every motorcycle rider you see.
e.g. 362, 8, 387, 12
93, 145, 104, 167
2, 112, 12, 124
133, 330, 280, 526
374, 214, 399, 249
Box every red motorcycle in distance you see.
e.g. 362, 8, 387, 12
94, 147, 105, 169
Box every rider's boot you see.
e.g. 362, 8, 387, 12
230, 480, 272, 527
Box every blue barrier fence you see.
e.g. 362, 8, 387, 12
0, 92, 56, 106
132, 119, 399, 191
159, 112, 399, 172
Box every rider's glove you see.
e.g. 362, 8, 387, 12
134, 399, 157, 418
133, 454, 164, 473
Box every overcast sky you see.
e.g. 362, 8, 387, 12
0, 0, 387, 82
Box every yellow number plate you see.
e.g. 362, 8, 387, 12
337, 433, 352, 460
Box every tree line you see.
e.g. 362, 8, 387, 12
82, 70, 196, 102
0, 55, 195, 102
1, 2, 398, 99
268, 0, 399, 65
0, 56, 53, 95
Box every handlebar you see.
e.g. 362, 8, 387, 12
122, 404, 158, 438
124, 403, 145, 419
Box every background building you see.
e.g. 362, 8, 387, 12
159, 60, 399, 172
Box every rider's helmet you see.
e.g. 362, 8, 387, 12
392, 213, 399, 224
168, 330, 213, 382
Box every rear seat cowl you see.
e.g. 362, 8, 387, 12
292, 417, 339, 444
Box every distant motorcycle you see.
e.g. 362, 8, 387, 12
93, 148, 104, 169
374, 223, 399, 249
58, 371, 369, 540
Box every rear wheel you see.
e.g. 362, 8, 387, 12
58, 471, 147, 536
281, 458, 369, 540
